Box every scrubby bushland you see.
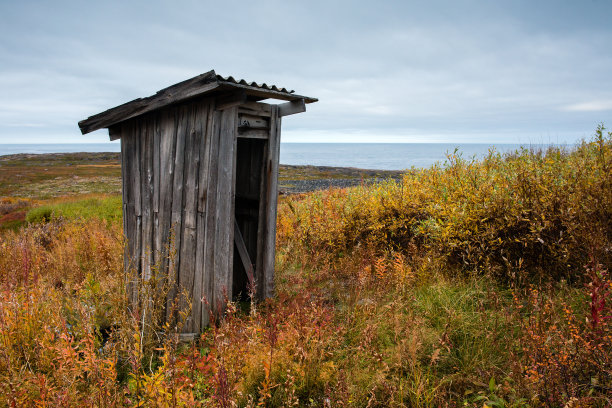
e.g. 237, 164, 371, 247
278, 126, 611, 283
0, 127, 610, 406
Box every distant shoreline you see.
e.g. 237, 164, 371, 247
0, 152, 403, 195
0, 142, 567, 171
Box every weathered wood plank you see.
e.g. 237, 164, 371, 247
238, 101, 272, 117
131, 121, 142, 218
167, 105, 188, 323
120, 134, 128, 270
158, 109, 177, 280
278, 99, 306, 117
255, 137, 269, 300
216, 90, 247, 111
237, 129, 269, 140
121, 128, 137, 306
109, 124, 122, 141
178, 103, 201, 333
212, 106, 237, 312
238, 114, 268, 129
141, 118, 154, 281
234, 219, 254, 286
131, 122, 143, 306
193, 101, 212, 331
263, 106, 281, 299
79, 71, 218, 134
79, 72, 317, 135
203, 109, 221, 319
153, 114, 161, 270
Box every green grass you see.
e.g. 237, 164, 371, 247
26, 196, 122, 223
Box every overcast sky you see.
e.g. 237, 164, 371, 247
1, 0, 611, 144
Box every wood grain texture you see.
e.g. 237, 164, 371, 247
193, 101, 212, 330
152, 116, 161, 270
238, 114, 269, 129
212, 106, 237, 313
203, 109, 221, 318
216, 90, 247, 111
118, 97, 292, 331
178, 103, 200, 333
234, 219, 254, 286
263, 106, 281, 299
167, 105, 188, 321
238, 102, 272, 117
237, 129, 269, 140
158, 109, 177, 284
132, 123, 143, 305
278, 99, 306, 117
79, 71, 218, 134
140, 119, 154, 281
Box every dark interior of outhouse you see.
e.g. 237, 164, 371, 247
232, 136, 267, 301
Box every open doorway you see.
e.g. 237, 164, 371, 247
232, 136, 268, 302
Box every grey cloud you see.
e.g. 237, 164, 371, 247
0, 0, 610, 144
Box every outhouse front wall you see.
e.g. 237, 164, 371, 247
117, 96, 280, 333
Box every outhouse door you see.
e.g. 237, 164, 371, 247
230, 102, 280, 305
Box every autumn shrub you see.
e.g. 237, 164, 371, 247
0, 219, 204, 406
1, 126, 610, 406
516, 259, 612, 406
277, 126, 611, 283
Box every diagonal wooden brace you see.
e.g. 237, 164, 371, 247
234, 219, 255, 287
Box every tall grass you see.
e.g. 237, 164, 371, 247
25, 195, 122, 224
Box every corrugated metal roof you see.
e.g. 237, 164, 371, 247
216, 75, 295, 94
79, 70, 317, 135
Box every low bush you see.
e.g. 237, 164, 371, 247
277, 126, 611, 283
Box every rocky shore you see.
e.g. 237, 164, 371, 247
0, 152, 405, 197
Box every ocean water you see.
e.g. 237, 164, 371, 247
279, 143, 556, 170
0, 142, 560, 170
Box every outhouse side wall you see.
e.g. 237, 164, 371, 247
119, 97, 237, 333
117, 97, 281, 334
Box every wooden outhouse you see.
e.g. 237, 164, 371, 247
79, 70, 317, 333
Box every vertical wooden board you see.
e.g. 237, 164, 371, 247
213, 106, 237, 310
193, 101, 212, 330
203, 109, 221, 318
228, 110, 238, 301
197, 102, 212, 213
263, 106, 281, 299
131, 122, 142, 218
121, 129, 137, 306
120, 130, 129, 265
178, 103, 200, 333
158, 109, 177, 280
255, 138, 269, 300
194, 211, 208, 329
232, 140, 248, 298
129, 122, 143, 306
194, 100, 218, 328
182, 105, 200, 231
153, 113, 161, 269
167, 106, 188, 322
140, 118, 154, 281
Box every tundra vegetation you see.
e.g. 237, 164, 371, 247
0, 126, 610, 407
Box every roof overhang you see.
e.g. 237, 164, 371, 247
79, 70, 317, 135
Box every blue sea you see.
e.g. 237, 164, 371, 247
0, 142, 564, 170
